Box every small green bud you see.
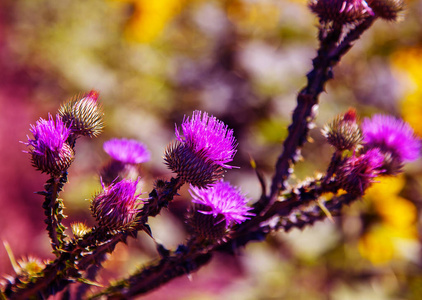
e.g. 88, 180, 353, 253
58, 90, 104, 138
322, 108, 362, 151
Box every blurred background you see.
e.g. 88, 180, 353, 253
1, 0, 422, 299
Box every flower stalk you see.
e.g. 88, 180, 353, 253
39, 172, 69, 254
267, 14, 377, 210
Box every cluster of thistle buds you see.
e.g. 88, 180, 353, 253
25, 91, 103, 176
322, 109, 420, 196
24, 92, 253, 242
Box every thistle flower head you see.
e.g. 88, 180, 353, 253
338, 149, 385, 195
366, 0, 405, 21
91, 179, 142, 230
176, 111, 237, 168
188, 181, 253, 241
25, 114, 74, 175
165, 111, 237, 187
58, 90, 104, 138
103, 138, 151, 164
362, 114, 421, 163
322, 108, 362, 151
189, 181, 253, 227
309, 0, 373, 24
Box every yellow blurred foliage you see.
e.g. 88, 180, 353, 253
358, 225, 396, 265
226, 0, 281, 33
365, 175, 406, 201
115, 0, 186, 43
392, 47, 422, 136
359, 176, 419, 264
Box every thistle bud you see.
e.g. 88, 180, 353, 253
187, 181, 253, 241
366, 0, 405, 21
322, 108, 362, 151
165, 111, 237, 187
337, 149, 384, 195
58, 90, 104, 138
91, 179, 142, 231
309, 0, 373, 24
25, 114, 74, 175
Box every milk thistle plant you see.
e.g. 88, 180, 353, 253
1, 0, 420, 299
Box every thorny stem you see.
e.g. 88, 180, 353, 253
41, 172, 69, 254
267, 25, 342, 205
267, 17, 375, 209
90, 245, 212, 299
3, 177, 184, 299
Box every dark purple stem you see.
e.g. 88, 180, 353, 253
3, 177, 184, 299
266, 17, 375, 209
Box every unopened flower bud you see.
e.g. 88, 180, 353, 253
58, 90, 104, 138
91, 179, 142, 231
337, 149, 384, 195
25, 114, 74, 175
322, 108, 362, 151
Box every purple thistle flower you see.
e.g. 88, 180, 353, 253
103, 138, 151, 164
362, 114, 421, 162
176, 111, 237, 169
189, 181, 253, 227
338, 149, 384, 195
91, 179, 142, 230
25, 114, 74, 175
165, 111, 237, 187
